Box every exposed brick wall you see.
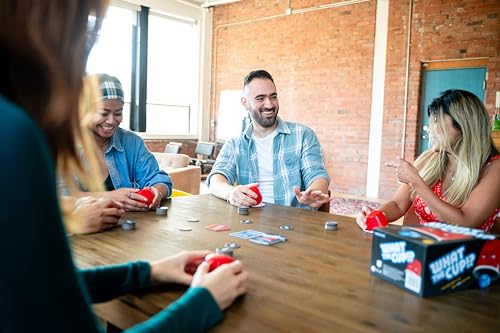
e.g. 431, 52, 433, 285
380, 0, 500, 199
211, 0, 500, 199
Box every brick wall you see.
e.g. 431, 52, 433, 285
210, 0, 500, 199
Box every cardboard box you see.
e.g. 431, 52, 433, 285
369, 222, 499, 297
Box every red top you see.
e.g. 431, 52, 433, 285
413, 155, 500, 232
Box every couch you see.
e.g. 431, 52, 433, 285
152, 152, 201, 195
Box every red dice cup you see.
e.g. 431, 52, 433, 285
204, 253, 235, 272
248, 185, 263, 205
365, 210, 389, 231
135, 188, 155, 205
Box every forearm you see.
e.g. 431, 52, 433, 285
152, 183, 169, 199
208, 174, 233, 201
379, 183, 413, 222
307, 177, 329, 194
127, 287, 223, 333
79, 261, 152, 303
379, 201, 408, 223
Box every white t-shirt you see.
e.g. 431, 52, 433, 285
253, 130, 277, 203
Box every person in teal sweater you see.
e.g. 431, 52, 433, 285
0, 1, 248, 332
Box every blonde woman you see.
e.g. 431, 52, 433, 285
1, 1, 247, 332
358, 90, 500, 231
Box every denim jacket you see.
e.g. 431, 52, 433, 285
207, 117, 329, 208
102, 128, 172, 195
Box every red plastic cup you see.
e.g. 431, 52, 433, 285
204, 253, 235, 272
135, 188, 155, 205
248, 185, 263, 205
365, 210, 389, 231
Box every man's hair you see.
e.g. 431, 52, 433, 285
243, 70, 274, 89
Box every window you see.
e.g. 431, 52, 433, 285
147, 13, 199, 135
217, 90, 248, 141
86, 5, 136, 130
86, 4, 202, 136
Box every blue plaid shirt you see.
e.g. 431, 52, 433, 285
207, 118, 330, 208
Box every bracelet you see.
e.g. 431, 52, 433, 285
153, 185, 165, 199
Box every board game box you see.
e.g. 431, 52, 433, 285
369, 222, 499, 297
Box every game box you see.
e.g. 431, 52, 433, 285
369, 222, 499, 297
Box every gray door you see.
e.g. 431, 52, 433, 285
419, 67, 486, 153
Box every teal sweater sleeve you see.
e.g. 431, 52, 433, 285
0, 96, 224, 333
129, 287, 224, 333
79, 261, 152, 303
81, 263, 224, 332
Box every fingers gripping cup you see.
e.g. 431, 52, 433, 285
248, 185, 263, 205
365, 210, 389, 232
135, 189, 155, 205
204, 253, 235, 272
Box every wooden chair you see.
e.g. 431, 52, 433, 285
318, 190, 331, 213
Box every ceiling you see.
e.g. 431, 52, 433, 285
177, 0, 241, 8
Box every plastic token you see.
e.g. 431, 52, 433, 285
280, 225, 294, 230
156, 207, 168, 215
325, 221, 338, 230
187, 217, 200, 222
121, 220, 136, 231
240, 219, 253, 224
215, 247, 234, 257
178, 226, 193, 231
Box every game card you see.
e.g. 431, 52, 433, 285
205, 224, 231, 231
248, 233, 287, 246
229, 229, 264, 239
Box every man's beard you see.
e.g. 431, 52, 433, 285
249, 108, 278, 128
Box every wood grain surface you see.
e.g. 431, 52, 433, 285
71, 194, 500, 333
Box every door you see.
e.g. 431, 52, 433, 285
419, 66, 486, 153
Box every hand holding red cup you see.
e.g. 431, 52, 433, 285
204, 253, 235, 272
365, 210, 389, 232
248, 185, 262, 205
134, 188, 155, 205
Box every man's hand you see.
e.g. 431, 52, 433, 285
293, 186, 331, 208
227, 183, 260, 207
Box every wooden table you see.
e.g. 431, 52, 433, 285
71, 195, 499, 333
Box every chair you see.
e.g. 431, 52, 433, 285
152, 152, 201, 194
191, 142, 216, 178
318, 190, 331, 213
164, 142, 182, 154
170, 189, 191, 197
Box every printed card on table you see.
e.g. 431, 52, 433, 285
229, 230, 265, 239
248, 233, 287, 246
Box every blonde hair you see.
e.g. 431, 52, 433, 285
414, 90, 498, 205
58, 76, 109, 232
